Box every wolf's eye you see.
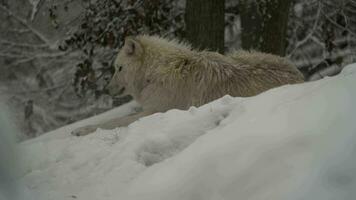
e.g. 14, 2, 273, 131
118, 66, 123, 72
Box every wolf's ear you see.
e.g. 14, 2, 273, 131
124, 37, 143, 56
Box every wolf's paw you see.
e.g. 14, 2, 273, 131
71, 125, 98, 136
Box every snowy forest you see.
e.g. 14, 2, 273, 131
1, 0, 356, 139
2, 1, 356, 200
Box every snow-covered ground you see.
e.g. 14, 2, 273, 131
16, 64, 356, 200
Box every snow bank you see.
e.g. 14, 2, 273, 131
18, 64, 356, 200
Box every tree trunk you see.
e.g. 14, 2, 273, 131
239, 0, 292, 56
185, 0, 225, 53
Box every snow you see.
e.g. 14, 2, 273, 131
16, 64, 356, 200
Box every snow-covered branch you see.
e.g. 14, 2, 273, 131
321, 10, 356, 37
0, 4, 51, 46
287, 1, 322, 58
287, 0, 356, 80
28, 0, 43, 21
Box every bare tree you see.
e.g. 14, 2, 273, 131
0, 1, 110, 139
239, 0, 292, 56
185, 0, 225, 53
0, 0, 185, 139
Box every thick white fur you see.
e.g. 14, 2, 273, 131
72, 35, 304, 136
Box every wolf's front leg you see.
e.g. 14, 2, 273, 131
71, 110, 156, 136
71, 125, 98, 136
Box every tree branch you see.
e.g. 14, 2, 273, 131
0, 39, 48, 48
287, 1, 322, 57
321, 10, 356, 38
0, 4, 51, 46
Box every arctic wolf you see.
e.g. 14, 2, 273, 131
72, 35, 304, 136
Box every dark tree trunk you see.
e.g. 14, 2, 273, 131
239, 0, 292, 56
185, 0, 225, 53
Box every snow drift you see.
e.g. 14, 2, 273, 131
17, 64, 356, 200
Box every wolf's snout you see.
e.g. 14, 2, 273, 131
106, 84, 125, 96
118, 87, 125, 95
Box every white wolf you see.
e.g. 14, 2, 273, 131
72, 35, 304, 136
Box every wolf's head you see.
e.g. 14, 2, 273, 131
106, 37, 147, 99
106, 35, 192, 103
